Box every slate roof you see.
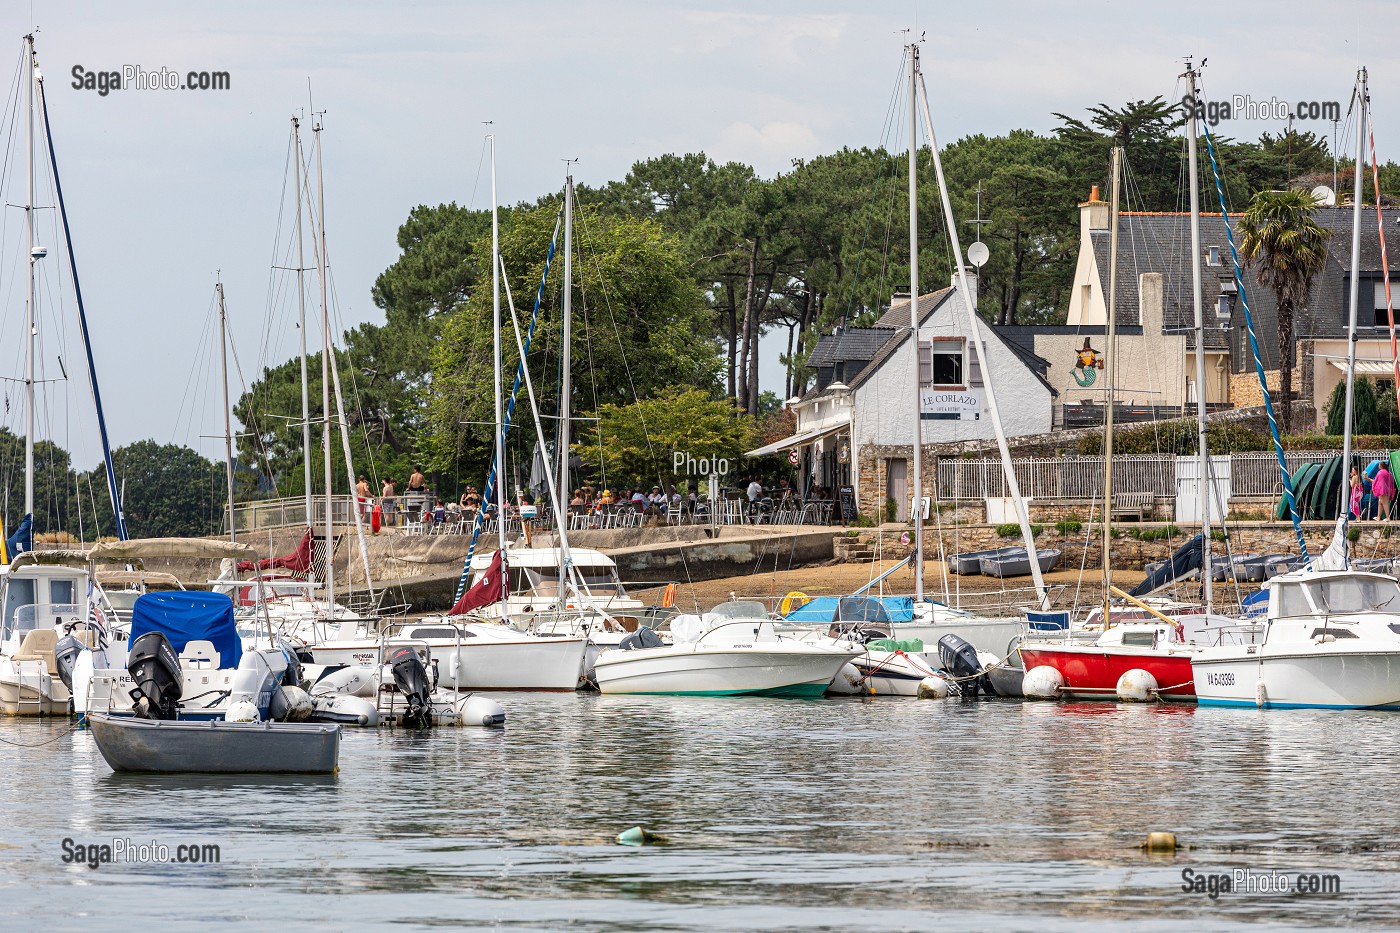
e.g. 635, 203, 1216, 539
805, 326, 895, 368
1089, 206, 1400, 367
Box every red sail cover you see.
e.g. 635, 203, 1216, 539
238, 528, 315, 573
448, 549, 507, 616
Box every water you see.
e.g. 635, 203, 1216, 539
3, 696, 1398, 931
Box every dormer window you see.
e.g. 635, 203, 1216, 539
1207, 245, 1221, 267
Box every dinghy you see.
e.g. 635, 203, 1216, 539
89, 715, 340, 774
979, 548, 1061, 578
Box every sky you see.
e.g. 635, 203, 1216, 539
0, 0, 1391, 472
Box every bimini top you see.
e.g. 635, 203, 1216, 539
129, 591, 241, 669
783, 595, 914, 624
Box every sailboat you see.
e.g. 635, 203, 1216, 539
0, 35, 127, 715
1017, 64, 1256, 701
1192, 67, 1400, 710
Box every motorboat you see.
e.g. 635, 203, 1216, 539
593, 601, 863, 697
1192, 569, 1400, 710
0, 553, 118, 716
780, 594, 1023, 660
311, 618, 587, 692
465, 544, 669, 631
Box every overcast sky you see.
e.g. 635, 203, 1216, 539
0, 0, 1388, 472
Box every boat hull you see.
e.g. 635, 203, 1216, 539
1193, 649, 1400, 710
594, 644, 857, 697
313, 632, 587, 691
1018, 644, 1196, 700
89, 715, 341, 773
0, 666, 70, 716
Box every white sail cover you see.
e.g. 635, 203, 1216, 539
1308, 516, 1349, 572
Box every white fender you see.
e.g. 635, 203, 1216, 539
1116, 669, 1158, 702
270, 685, 313, 721
1022, 665, 1065, 700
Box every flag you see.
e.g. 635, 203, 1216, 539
447, 548, 507, 616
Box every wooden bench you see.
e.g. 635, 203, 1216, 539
1110, 492, 1155, 522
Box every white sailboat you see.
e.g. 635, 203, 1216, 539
1192, 67, 1400, 710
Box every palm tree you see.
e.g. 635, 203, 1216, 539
1237, 188, 1331, 433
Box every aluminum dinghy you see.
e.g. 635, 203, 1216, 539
89, 715, 341, 774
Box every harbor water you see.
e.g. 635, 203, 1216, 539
3, 695, 1398, 931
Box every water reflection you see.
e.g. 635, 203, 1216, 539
0, 697, 1396, 931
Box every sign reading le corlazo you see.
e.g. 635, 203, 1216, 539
920, 388, 982, 420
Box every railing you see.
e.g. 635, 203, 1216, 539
1227, 450, 1390, 498
936, 455, 1176, 501
226, 495, 359, 534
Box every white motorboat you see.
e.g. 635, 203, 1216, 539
1192, 569, 1400, 710
0, 555, 116, 716
311, 618, 587, 692
593, 603, 862, 697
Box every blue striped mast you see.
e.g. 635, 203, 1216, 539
1198, 100, 1308, 559
451, 211, 563, 605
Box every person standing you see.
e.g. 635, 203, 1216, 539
1374, 462, 1397, 520
381, 478, 398, 527
1350, 466, 1365, 520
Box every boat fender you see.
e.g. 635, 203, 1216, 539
1116, 669, 1158, 702
270, 685, 313, 722
616, 826, 661, 847
916, 674, 950, 699
226, 700, 260, 722
1255, 680, 1268, 708
448, 652, 462, 681
1022, 665, 1064, 700
460, 695, 506, 727
309, 694, 380, 727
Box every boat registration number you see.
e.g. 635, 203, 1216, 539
1205, 672, 1235, 686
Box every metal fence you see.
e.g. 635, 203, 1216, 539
226, 495, 360, 534
937, 450, 1393, 502
936, 455, 1176, 501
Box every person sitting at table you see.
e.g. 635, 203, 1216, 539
598, 488, 615, 506
646, 485, 667, 513
431, 499, 447, 526
667, 484, 682, 512
631, 488, 648, 509
570, 489, 585, 507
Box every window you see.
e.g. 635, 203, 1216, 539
1207, 245, 1221, 267
50, 579, 74, 605
921, 338, 965, 387
1375, 280, 1394, 327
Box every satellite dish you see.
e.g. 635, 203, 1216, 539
967, 241, 990, 268
1312, 185, 1336, 207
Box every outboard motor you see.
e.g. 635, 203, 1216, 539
386, 646, 432, 729
127, 631, 183, 720
54, 634, 84, 693
618, 627, 663, 651
937, 633, 992, 698
278, 638, 306, 689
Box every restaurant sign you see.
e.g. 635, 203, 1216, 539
920, 388, 983, 420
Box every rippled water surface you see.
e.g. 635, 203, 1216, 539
2, 695, 1398, 931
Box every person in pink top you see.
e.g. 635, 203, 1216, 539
1350, 467, 1365, 520
1373, 462, 1397, 520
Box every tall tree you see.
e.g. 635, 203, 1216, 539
1237, 188, 1331, 432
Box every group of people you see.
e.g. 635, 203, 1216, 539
570, 483, 691, 517
1349, 462, 1399, 520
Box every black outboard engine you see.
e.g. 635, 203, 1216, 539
937, 633, 992, 698
127, 631, 183, 720
386, 646, 432, 729
618, 627, 663, 651
278, 638, 306, 689
54, 634, 84, 693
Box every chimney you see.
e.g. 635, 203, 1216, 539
1080, 185, 1109, 240
951, 268, 979, 308
891, 291, 911, 311
1139, 272, 1164, 334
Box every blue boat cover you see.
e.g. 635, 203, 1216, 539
129, 591, 242, 669
1240, 587, 1269, 619
783, 595, 915, 623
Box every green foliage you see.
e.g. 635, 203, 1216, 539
996, 522, 1043, 537
81, 441, 224, 539
885, 498, 897, 523
852, 513, 875, 528
1324, 377, 1385, 436
426, 203, 722, 476
1210, 529, 1227, 541
1286, 432, 1400, 450
1347, 526, 1362, 543
1127, 524, 1183, 541
0, 428, 80, 537
569, 387, 757, 489
1054, 517, 1082, 535
1078, 418, 1269, 455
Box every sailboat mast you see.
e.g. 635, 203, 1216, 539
559, 175, 573, 523
1185, 64, 1214, 610
907, 45, 925, 601
218, 282, 236, 543
23, 34, 35, 519
490, 135, 506, 552
913, 53, 1048, 608
293, 117, 314, 527
314, 118, 335, 609
1342, 67, 1368, 533
1100, 146, 1123, 623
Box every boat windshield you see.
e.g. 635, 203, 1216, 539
710, 600, 769, 622
1305, 576, 1400, 615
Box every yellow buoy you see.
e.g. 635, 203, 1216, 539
778, 591, 810, 616
1144, 832, 1177, 853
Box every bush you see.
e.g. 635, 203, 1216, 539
1128, 524, 1183, 542
1210, 529, 1227, 541
1054, 517, 1083, 536
1077, 418, 1269, 455
996, 522, 1043, 537
852, 513, 874, 528
1347, 527, 1361, 543
885, 498, 897, 523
